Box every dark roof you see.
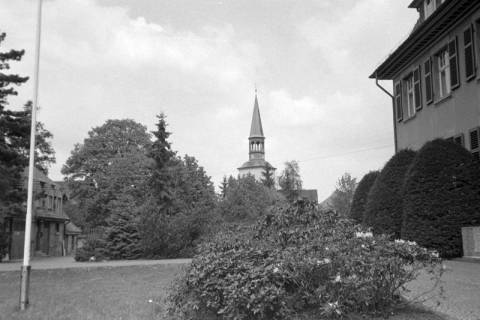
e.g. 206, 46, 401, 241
408, 0, 423, 9
65, 221, 82, 234
238, 159, 275, 170
299, 189, 318, 203
249, 94, 264, 138
35, 208, 69, 221
371, 0, 480, 80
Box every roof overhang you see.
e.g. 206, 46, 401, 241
408, 0, 423, 9
371, 0, 480, 80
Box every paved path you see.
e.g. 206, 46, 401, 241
405, 260, 480, 320
0, 256, 191, 272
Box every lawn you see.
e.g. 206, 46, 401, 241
0, 264, 184, 320
0, 264, 449, 320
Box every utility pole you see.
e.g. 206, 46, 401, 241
20, 0, 43, 310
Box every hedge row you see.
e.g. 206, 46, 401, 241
351, 139, 480, 258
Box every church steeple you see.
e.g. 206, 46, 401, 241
249, 94, 264, 138
238, 90, 276, 180
248, 93, 265, 160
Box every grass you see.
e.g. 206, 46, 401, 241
0, 264, 449, 320
0, 264, 184, 320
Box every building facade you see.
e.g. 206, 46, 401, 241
238, 93, 276, 180
371, 0, 480, 156
2, 168, 76, 260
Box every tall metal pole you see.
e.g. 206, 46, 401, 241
20, 0, 43, 310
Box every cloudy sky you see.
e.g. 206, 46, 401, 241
1, 0, 417, 200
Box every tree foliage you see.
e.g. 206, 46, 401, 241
0, 33, 55, 256
349, 170, 380, 224
147, 113, 176, 208
261, 164, 275, 189
330, 172, 357, 217
62, 119, 152, 227
402, 139, 480, 258
278, 160, 302, 202
217, 174, 283, 222
105, 194, 142, 260
363, 150, 416, 238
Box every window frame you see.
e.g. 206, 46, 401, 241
394, 81, 403, 122
437, 47, 451, 99
404, 73, 416, 118
464, 24, 477, 81
424, 58, 434, 104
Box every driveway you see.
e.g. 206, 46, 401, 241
0, 256, 191, 272
405, 259, 480, 320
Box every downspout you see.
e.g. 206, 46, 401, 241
375, 73, 398, 153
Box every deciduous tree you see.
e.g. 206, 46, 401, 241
278, 161, 302, 202
330, 173, 357, 217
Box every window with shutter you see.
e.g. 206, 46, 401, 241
394, 82, 403, 122
424, 58, 433, 104
437, 48, 451, 98
469, 128, 480, 159
464, 25, 476, 81
413, 66, 422, 111
404, 74, 416, 118
448, 38, 460, 89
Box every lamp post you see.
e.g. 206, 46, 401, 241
20, 0, 43, 310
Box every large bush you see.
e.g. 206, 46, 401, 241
402, 139, 480, 258
168, 202, 441, 320
349, 171, 379, 223
364, 150, 416, 238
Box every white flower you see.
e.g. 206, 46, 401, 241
355, 231, 373, 238
148, 299, 153, 303
431, 251, 439, 258
361, 244, 366, 249
334, 274, 341, 283
407, 240, 417, 246
395, 239, 406, 244
89, 256, 96, 262
316, 258, 331, 265
273, 267, 279, 273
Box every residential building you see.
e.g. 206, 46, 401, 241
2, 168, 77, 260
238, 92, 276, 180
371, 0, 480, 156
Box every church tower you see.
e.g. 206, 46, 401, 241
238, 92, 275, 180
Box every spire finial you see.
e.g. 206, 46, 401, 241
254, 83, 257, 95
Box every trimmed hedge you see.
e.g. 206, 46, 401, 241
364, 150, 416, 238
402, 139, 480, 258
349, 171, 380, 223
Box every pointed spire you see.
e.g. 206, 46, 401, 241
249, 92, 264, 138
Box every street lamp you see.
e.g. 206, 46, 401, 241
20, 0, 43, 310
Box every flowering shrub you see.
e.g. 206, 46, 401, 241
167, 202, 441, 319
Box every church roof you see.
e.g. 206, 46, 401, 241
238, 159, 275, 170
249, 95, 264, 138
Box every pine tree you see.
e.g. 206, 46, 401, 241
220, 176, 228, 198
105, 194, 142, 259
261, 164, 275, 189
148, 113, 176, 209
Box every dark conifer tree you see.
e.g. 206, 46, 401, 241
148, 113, 176, 209
261, 164, 275, 189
